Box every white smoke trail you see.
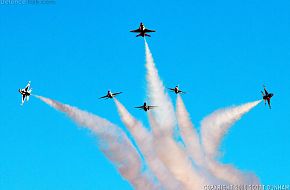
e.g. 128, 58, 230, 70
176, 95, 228, 185
34, 95, 157, 190
147, 113, 207, 190
205, 158, 260, 185
176, 95, 204, 166
201, 100, 261, 159
144, 41, 210, 189
201, 100, 261, 184
144, 40, 176, 134
114, 99, 183, 190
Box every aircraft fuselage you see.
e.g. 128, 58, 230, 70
143, 103, 150, 111
174, 87, 179, 94
19, 89, 30, 96
140, 24, 145, 31
107, 91, 113, 98
263, 93, 273, 101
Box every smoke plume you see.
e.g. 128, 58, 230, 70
145, 40, 176, 135
201, 100, 261, 159
32, 40, 262, 189
34, 95, 157, 190
114, 98, 183, 190
176, 95, 204, 166
144, 41, 209, 190
200, 100, 261, 185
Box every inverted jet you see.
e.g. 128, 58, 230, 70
99, 90, 122, 99
135, 102, 157, 112
18, 81, 32, 105
168, 85, 186, 94
130, 22, 156, 37
261, 85, 274, 109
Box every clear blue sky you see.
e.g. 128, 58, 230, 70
1, 0, 289, 189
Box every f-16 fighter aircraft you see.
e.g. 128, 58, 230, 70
99, 91, 122, 99
18, 81, 32, 105
130, 22, 156, 37
134, 102, 157, 112
168, 85, 186, 94
261, 85, 274, 109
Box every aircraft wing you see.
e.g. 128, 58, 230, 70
179, 90, 186, 94
144, 29, 155, 33
112, 92, 122, 96
21, 95, 26, 105
99, 95, 108, 99
267, 99, 271, 109
167, 88, 175, 91
130, 29, 141, 33
264, 88, 269, 95
24, 81, 31, 91
135, 106, 144, 109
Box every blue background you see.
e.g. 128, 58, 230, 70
1, 0, 289, 189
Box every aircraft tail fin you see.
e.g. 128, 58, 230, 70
261, 91, 265, 96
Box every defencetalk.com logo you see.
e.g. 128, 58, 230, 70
0, 0, 55, 5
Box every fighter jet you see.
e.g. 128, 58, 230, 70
168, 85, 186, 94
261, 85, 274, 109
99, 90, 122, 99
130, 22, 156, 37
18, 81, 32, 105
135, 102, 157, 112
